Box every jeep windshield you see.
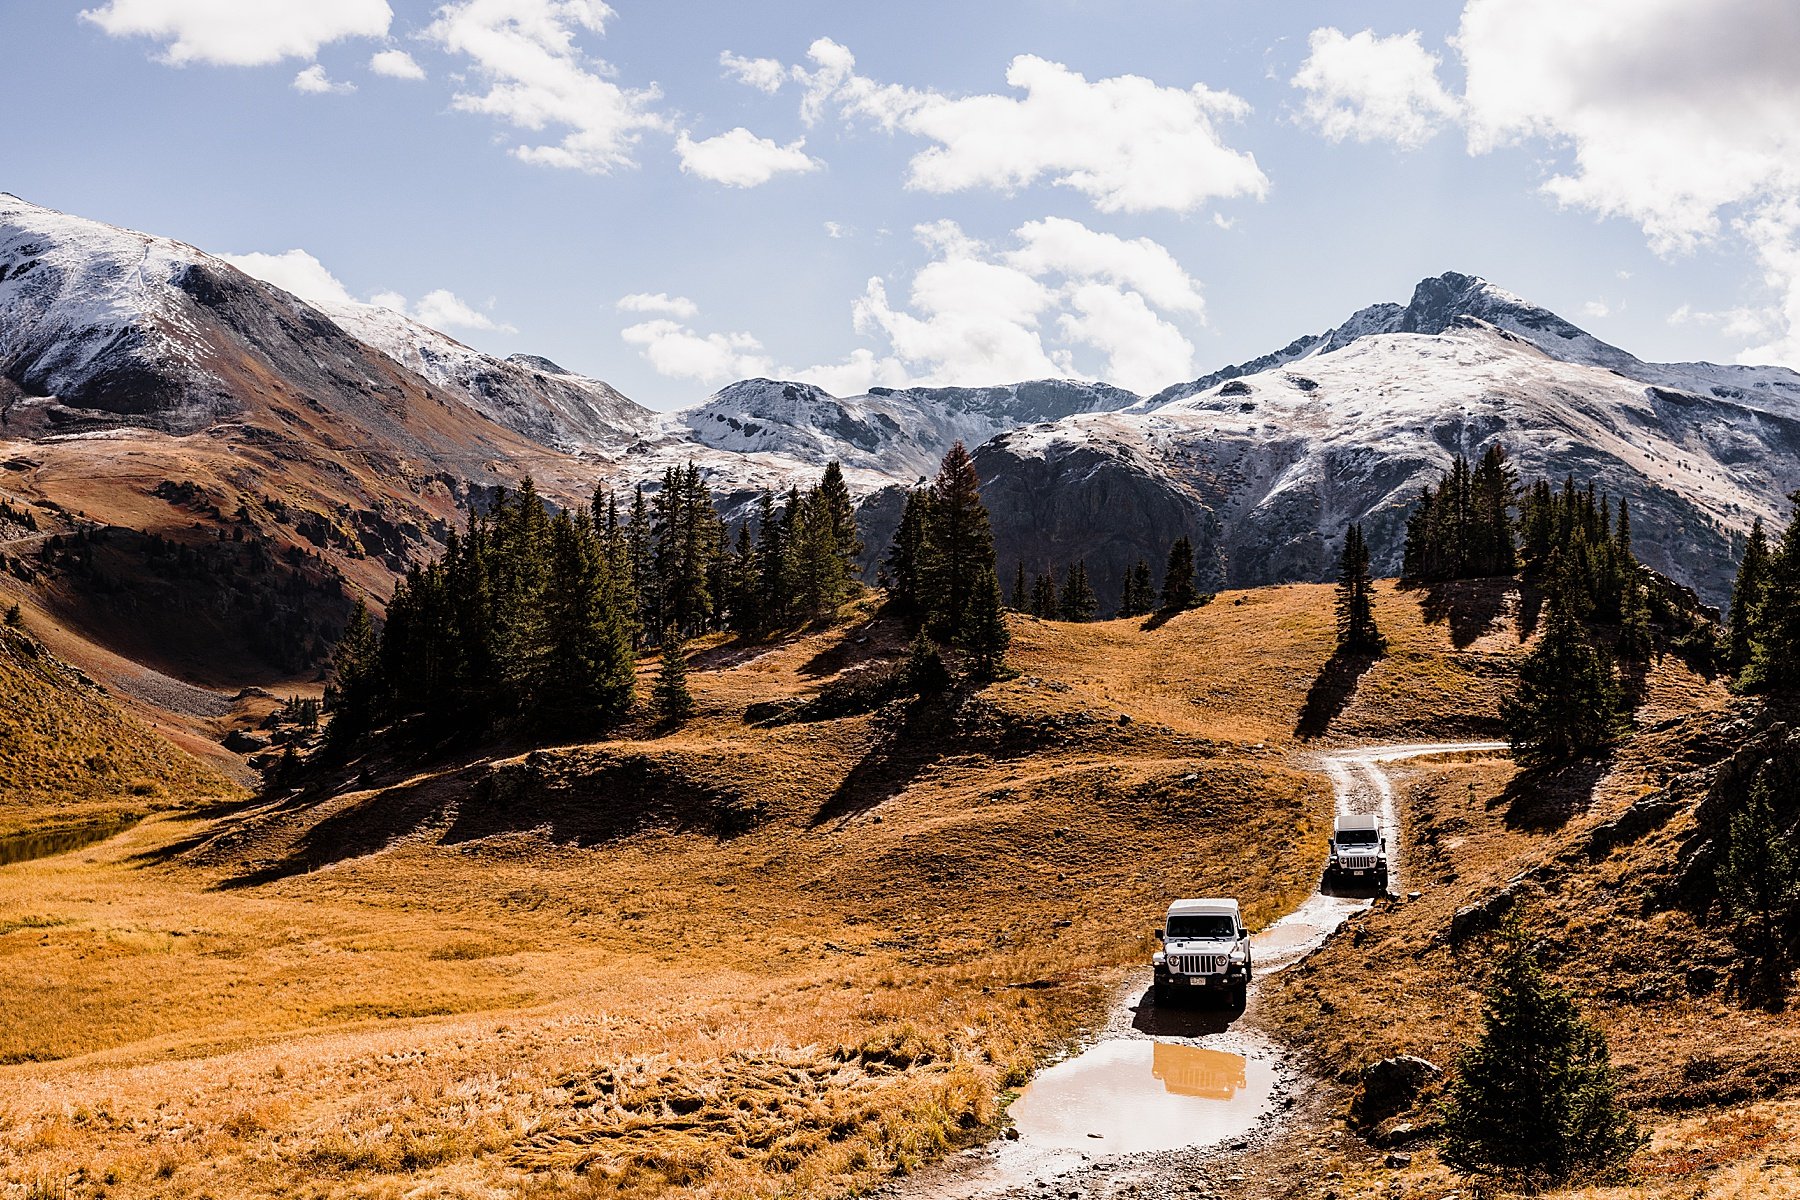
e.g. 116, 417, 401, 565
1336, 830, 1379, 845
1166, 915, 1237, 939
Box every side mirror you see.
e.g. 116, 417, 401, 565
1154, 927, 1164, 941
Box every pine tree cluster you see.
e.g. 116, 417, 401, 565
1402, 445, 1519, 581
326, 461, 864, 751
881, 442, 1009, 676
1401, 447, 1675, 765
1728, 494, 1800, 694
1004, 537, 1202, 622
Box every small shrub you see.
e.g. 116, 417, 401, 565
906, 632, 949, 696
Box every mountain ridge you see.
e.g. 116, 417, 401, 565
5, 195, 1797, 665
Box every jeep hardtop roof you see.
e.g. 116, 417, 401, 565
1334, 814, 1381, 832
1165, 898, 1240, 918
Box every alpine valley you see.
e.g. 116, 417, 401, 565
3, 191, 1796, 704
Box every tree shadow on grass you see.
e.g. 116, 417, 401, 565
1294, 649, 1381, 740
1490, 758, 1609, 832
1138, 593, 1214, 632
809, 695, 951, 828
1406, 577, 1514, 649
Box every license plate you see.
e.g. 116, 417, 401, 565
1352, 869, 1366, 875
1188, 976, 1208, 986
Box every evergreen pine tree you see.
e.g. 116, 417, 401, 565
652, 627, 694, 723
1010, 562, 1029, 611
882, 488, 929, 617
920, 442, 996, 639
1059, 560, 1098, 621
1031, 569, 1058, 618
1471, 444, 1518, 576
1615, 577, 1653, 664
1501, 579, 1624, 768
535, 511, 636, 732
3, 603, 20, 628
962, 565, 1011, 678
1335, 524, 1385, 654
1745, 496, 1800, 695
1719, 766, 1799, 1003
757, 490, 789, 627
793, 485, 848, 618
730, 523, 761, 635
1403, 486, 1436, 580
1729, 519, 1771, 675
1161, 536, 1200, 613
1119, 559, 1156, 618
1440, 927, 1642, 1185
625, 485, 653, 638
818, 460, 863, 575
325, 600, 382, 753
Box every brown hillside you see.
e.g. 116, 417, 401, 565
0, 621, 240, 840
0, 582, 1734, 1199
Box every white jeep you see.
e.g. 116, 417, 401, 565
1152, 898, 1251, 1007
1327, 813, 1389, 885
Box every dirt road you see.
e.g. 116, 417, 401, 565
887, 741, 1507, 1199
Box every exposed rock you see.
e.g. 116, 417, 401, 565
1349, 1055, 1441, 1129
222, 729, 270, 753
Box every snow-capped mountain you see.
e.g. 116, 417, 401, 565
681, 377, 1139, 483
980, 274, 1800, 608
5, 192, 1795, 617
320, 300, 658, 453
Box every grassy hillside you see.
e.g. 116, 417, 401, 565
0, 622, 241, 839
0, 580, 1736, 1199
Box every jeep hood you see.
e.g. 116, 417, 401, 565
1165, 938, 1237, 954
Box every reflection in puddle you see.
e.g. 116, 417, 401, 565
1152, 1041, 1248, 1099
1007, 1038, 1277, 1154
0, 821, 138, 868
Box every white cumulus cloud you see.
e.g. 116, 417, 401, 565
292, 64, 355, 94
369, 48, 425, 79
81, 0, 391, 66
620, 319, 775, 384
620, 218, 1205, 397
790, 39, 1267, 215
617, 292, 699, 318
1292, 27, 1460, 149
1287, 2, 1800, 368
221, 250, 358, 308
1452, 0, 1800, 366
222, 248, 514, 334
719, 50, 786, 93
675, 128, 819, 188
410, 289, 514, 333
424, 0, 666, 173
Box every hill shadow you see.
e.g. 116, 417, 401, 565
1406, 577, 1513, 648
1491, 759, 1609, 831
1294, 649, 1381, 739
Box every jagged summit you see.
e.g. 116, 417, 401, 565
1151, 271, 1634, 407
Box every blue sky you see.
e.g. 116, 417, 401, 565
7, 0, 1799, 409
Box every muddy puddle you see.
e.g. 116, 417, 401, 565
1008, 1036, 1279, 1154
0, 820, 139, 867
